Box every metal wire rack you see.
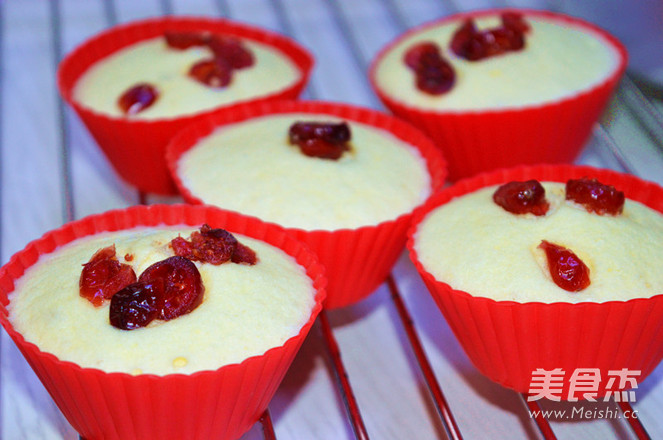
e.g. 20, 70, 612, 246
1, 0, 662, 439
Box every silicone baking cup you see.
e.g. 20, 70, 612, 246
167, 100, 447, 308
370, 9, 628, 182
57, 16, 314, 195
0, 204, 326, 440
407, 164, 663, 398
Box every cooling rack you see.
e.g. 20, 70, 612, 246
1, 0, 662, 438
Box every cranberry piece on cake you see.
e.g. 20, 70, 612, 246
80, 245, 137, 306
109, 282, 160, 330
117, 83, 158, 115
538, 240, 590, 292
231, 242, 258, 265
208, 36, 254, 69
404, 42, 438, 69
288, 121, 352, 160
502, 12, 531, 33
164, 31, 210, 49
404, 42, 455, 95
171, 224, 257, 265
188, 59, 232, 88
138, 256, 205, 321
168, 32, 254, 89
565, 177, 625, 215
165, 31, 254, 69
493, 180, 549, 216
449, 19, 479, 59
450, 13, 529, 61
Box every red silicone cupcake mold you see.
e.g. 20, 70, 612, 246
370, 9, 628, 182
167, 100, 447, 308
407, 164, 663, 398
57, 16, 314, 195
0, 204, 326, 440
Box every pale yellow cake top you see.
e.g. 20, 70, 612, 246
8, 226, 316, 375
415, 182, 663, 303
374, 15, 620, 110
177, 113, 432, 230
74, 36, 300, 119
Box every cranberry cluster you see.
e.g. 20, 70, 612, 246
170, 224, 257, 265
402, 13, 530, 95
493, 177, 624, 216
288, 121, 352, 160
109, 256, 204, 330
167, 31, 254, 88
450, 12, 530, 61
403, 42, 455, 95
116, 31, 254, 115
492, 177, 625, 292
79, 225, 257, 330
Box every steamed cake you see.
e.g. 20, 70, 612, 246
176, 113, 432, 230
373, 15, 620, 110
8, 226, 315, 375
73, 36, 300, 119
414, 182, 663, 303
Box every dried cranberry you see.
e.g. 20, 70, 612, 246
170, 237, 193, 259
117, 83, 158, 115
288, 121, 352, 160
139, 256, 204, 321
450, 13, 529, 61
208, 36, 254, 69
171, 224, 257, 265
416, 63, 456, 95
109, 282, 160, 330
80, 245, 137, 307
300, 138, 349, 159
403, 42, 455, 95
232, 243, 258, 265
449, 20, 478, 58
502, 12, 530, 33
164, 31, 254, 90
164, 31, 210, 49
565, 177, 625, 216
538, 240, 590, 292
164, 31, 254, 70
486, 27, 525, 55
188, 58, 232, 88
493, 180, 549, 216
404, 42, 436, 69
